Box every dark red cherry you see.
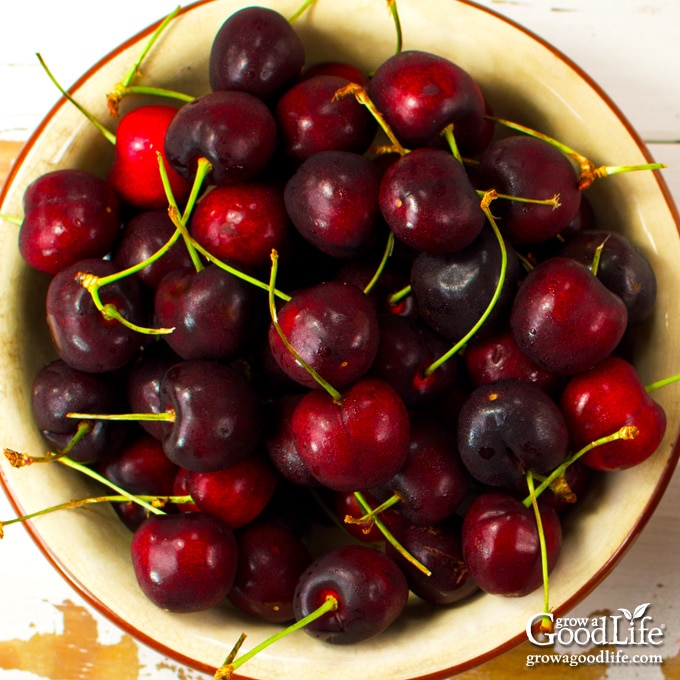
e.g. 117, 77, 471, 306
209, 6, 305, 101
112, 209, 194, 290
457, 379, 569, 492
45, 258, 146, 373
379, 148, 485, 253
228, 521, 312, 623
130, 512, 238, 612
461, 491, 562, 597
108, 104, 192, 210
510, 256, 628, 376
19, 169, 120, 275
386, 519, 479, 605
284, 150, 383, 259
291, 378, 410, 492
293, 544, 409, 644
476, 135, 582, 244
275, 74, 377, 163
410, 223, 522, 342
189, 181, 291, 270
164, 90, 278, 185
268, 281, 380, 390
560, 356, 667, 471
184, 452, 279, 529
31, 359, 129, 463
368, 49, 489, 155
159, 360, 262, 472
154, 264, 259, 361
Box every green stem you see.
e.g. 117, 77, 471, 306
216, 596, 338, 679
386, 0, 403, 55
345, 492, 402, 526
37, 53, 115, 145
288, 0, 317, 22
423, 193, 508, 376
387, 284, 411, 306
363, 232, 395, 296
526, 471, 551, 629
0, 213, 22, 226
66, 411, 175, 423
646, 373, 680, 393
441, 123, 462, 164
268, 250, 342, 403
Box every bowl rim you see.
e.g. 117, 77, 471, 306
1, 0, 679, 677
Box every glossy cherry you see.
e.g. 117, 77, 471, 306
130, 511, 238, 612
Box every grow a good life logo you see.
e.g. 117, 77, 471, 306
525, 603, 666, 669
526, 602, 665, 647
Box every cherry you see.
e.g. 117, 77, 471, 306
30, 359, 129, 463
107, 104, 192, 210
19, 169, 121, 275
371, 416, 472, 526
367, 49, 490, 155
45, 258, 146, 373
159, 360, 263, 472
291, 377, 410, 492
283, 150, 384, 259
559, 356, 667, 471
410, 223, 521, 342
183, 452, 279, 529
386, 519, 479, 605
189, 181, 292, 271
130, 511, 238, 613
559, 229, 657, 326
476, 135, 582, 244
370, 314, 459, 408
163, 90, 278, 186
274, 74, 377, 163
124, 342, 182, 441
464, 327, 563, 396
153, 264, 259, 362
172, 467, 201, 513
98, 432, 179, 530
379, 147, 485, 253
112, 209, 194, 290
263, 393, 319, 487
510, 256, 628, 375
461, 491, 562, 597
268, 281, 380, 390
228, 520, 312, 623
209, 6, 305, 102
457, 379, 569, 492
293, 544, 409, 644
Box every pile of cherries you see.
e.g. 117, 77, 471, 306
11, 2, 670, 674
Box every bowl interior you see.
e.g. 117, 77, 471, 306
1, 1, 679, 678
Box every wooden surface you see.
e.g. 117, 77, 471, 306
1, 1, 679, 678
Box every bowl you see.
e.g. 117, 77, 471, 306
1, 0, 679, 677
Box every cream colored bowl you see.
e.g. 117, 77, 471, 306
1, 1, 679, 678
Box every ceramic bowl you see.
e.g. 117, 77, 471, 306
1, 1, 679, 678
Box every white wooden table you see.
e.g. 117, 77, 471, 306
1, 1, 679, 678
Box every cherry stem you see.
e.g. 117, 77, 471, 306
0, 213, 22, 226
353, 491, 431, 576
362, 231, 395, 296
3, 422, 92, 468
423, 190, 508, 376
645, 373, 680, 393
214, 595, 339, 679
344, 491, 402, 526
66, 411, 175, 423
487, 115, 666, 190
76, 271, 175, 336
525, 470, 552, 632
476, 189, 561, 210
156, 151, 206, 272
268, 250, 343, 403
334, 83, 408, 156
107, 5, 190, 115
386, 0, 403, 55
388, 284, 412, 306
522, 425, 639, 507
589, 234, 611, 276
36, 53, 115, 145
441, 123, 462, 164
288, 0, 318, 23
